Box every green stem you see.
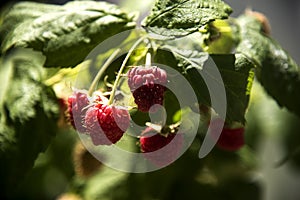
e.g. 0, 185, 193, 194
88, 48, 121, 96
145, 52, 151, 67
108, 36, 146, 105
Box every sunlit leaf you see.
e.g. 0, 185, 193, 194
143, 0, 232, 38
0, 1, 136, 67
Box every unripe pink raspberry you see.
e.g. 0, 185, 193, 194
140, 127, 184, 167
67, 90, 90, 133
210, 118, 245, 151
85, 103, 130, 145
127, 66, 167, 112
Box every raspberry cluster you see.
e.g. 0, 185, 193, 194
67, 90, 130, 145
127, 66, 167, 112
65, 55, 176, 165
210, 118, 245, 151
140, 127, 184, 167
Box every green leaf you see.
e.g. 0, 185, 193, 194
142, 0, 232, 38
0, 1, 136, 68
155, 47, 254, 123
200, 19, 236, 54
213, 54, 255, 123
236, 14, 300, 117
0, 49, 59, 198
83, 167, 129, 200
166, 45, 209, 71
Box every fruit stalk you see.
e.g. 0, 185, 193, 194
88, 48, 121, 96
145, 52, 151, 67
108, 36, 146, 105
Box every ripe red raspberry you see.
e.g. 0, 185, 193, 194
85, 103, 130, 145
140, 127, 184, 167
210, 118, 245, 151
67, 90, 90, 133
127, 66, 167, 112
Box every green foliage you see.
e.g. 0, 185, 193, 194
200, 19, 236, 54
0, 1, 136, 67
82, 167, 129, 200
142, 0, 232, 38
0, 0, 299, 199
154, 47, 255, 123
236, 14, 300, 117
14, 128, 78, 199
0, 49, 59, 198
76, 140, 262, 200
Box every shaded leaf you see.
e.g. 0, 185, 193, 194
0, 49, 59, 198
236, 14, 300, 117
166, 45, 209, 71
142, 0, 232, 38
0, 1, 136, 67
83, 167, 129, 200
82, 143, 204, 200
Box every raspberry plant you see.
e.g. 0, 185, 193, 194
0, 0, 300, 199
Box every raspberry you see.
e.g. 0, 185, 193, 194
210, 118, 245, 151
85, 103, 130, 145
67, 90, 90, 133
127, 66, 167, 112
140, 127, 184, 167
